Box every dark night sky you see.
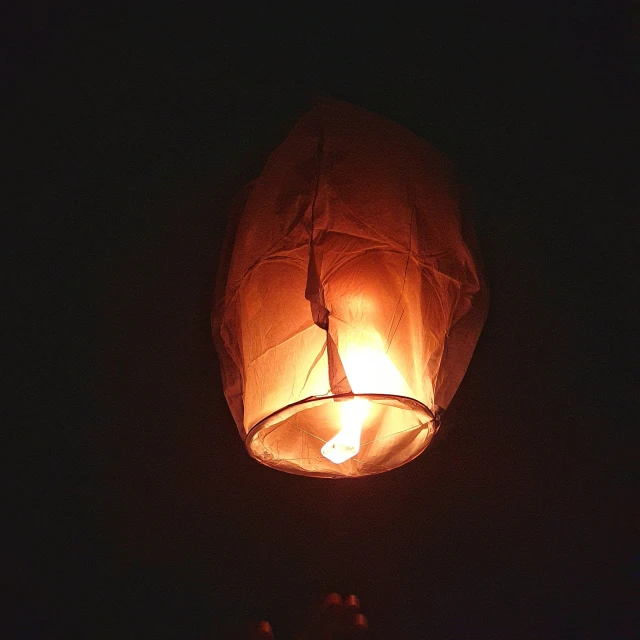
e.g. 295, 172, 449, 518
6, 3, 635, 638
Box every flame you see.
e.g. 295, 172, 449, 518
321, 335, 412, 464
321, 397, 370, 464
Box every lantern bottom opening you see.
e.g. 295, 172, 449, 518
245, 393, 437, 478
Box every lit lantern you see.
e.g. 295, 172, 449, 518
213, 99, 488, 478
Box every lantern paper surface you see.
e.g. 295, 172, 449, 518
213, 99, 488, 478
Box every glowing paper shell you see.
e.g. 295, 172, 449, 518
213, 99, 488, 477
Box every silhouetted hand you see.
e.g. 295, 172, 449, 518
243, 593, 368, 639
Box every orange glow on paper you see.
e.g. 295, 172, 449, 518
212, 99, 488, 477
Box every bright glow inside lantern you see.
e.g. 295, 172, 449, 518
212, 98, 488, 478
341, 334, 414, 397
321, 397, 368, 464
320, 332, 415, 464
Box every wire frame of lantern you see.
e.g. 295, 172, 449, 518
213, 99, 488, 478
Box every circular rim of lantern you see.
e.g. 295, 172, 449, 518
245, 393, 438, 478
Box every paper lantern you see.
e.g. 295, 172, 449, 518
213, 99, 488, 478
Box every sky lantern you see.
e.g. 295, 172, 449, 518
213, 99, 488, 478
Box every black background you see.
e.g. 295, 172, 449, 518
6, 3, 635, 638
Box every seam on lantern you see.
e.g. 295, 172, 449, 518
293, 426, 327, 444
298, 341, 328, 396
320, 234, 393, 252
385, 203, 415, 351
287, 368, 297, 404
246, 323, 319, 366
281, 194, 314, 239
321, 245, 416, 284
304, 121, 329, 333
326, 312, 379, 335
330, 191, 410, 253
418, 265, 465, 292
360, 420, 429, 446
224, 251, 308, 306
217, 253, 307, 323
271, 456, 325, 464
221, 238, 463, 323
385, 305, 406, 354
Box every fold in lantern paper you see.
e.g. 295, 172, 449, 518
213, 99, 488, 478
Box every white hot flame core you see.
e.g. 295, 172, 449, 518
320, 335, 413, 465
321, 398, 370, 464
